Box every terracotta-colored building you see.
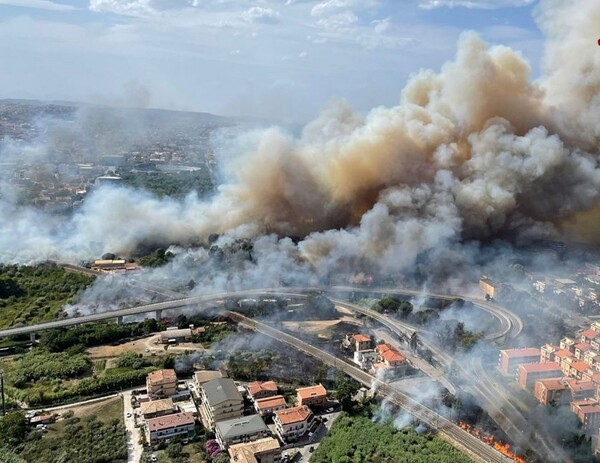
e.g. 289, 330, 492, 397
296, 384, 327, 408
517, 362, 562, 390
247, 381, 278, 400
499, 348, 541, 374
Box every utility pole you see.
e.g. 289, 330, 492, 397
0, 368, 5, 416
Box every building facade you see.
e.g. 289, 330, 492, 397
145, 412, 195, 444
199, 378, 244, 429
273, 405, 314, 442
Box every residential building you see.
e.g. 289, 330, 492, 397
572, 399, 600, 435
353, 350, 377, 369
228, 437, 282, 463
569, 361, 590, 380
580, 329, 599, 344
560, 337, 577, 353
575, 343, 593, 360
296, 384, 327, 408
499, 348, 541, 374
372, 343, 408, 375
145, 412, 195, 444
194, 370, 226, 389
565, 379, 597, 402
517, 363, 562, 390
254, 395, 287, 417
147, 369, 177, 399
247, 381, 278, 400
350, 334, 372, 352
541, 344, 559, 363
274, 405, 315, 442
215, 414, 270, 449
199, 378, 244, 429
140, 398, 176, 420
534, 378, 568, 406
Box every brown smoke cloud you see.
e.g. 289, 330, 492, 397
192, 0, 600, 271
3, 0, 600, 272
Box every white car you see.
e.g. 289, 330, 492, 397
126, 412, 132, 418
326, 408, 334, 413
150, 455, 157, 462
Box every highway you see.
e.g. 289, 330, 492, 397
226, 310, 513, 463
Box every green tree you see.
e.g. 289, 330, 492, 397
0, 412, 27, 447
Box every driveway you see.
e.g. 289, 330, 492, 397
123, 390, 143, 463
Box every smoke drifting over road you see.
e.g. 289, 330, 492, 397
1, 0, 600, 279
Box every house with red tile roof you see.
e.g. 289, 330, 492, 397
274, 405, 315, 442
247, 381, 278, 400
296, 384, 327, 408
254, 395, 287, 417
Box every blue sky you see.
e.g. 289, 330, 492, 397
0, 0, 544, 122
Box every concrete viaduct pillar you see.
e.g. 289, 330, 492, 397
116, 316, 123, 325
29, 332, 35, 345
156, 309, 163, 321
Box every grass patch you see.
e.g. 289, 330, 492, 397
310, 413, 474, 463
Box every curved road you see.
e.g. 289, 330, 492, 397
329, 286, 523, 339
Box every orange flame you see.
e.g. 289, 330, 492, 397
458, 422, 527, 463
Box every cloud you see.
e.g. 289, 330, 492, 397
311, 0, 379, 18
419, 0, 535, 9
0, 0, 77, 11
89, 0, 155, 17
242, 6, 280, 25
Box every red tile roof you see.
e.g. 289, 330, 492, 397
571, 361, 590, 373
501, 348, 540, 358
352, 334, 371, 343
565, 380, 596, 393
519, 362, 561, 373
554, 349, 574, 359
380, 349, 406, 363
147, 369, 177, 385
575, 343, 592, 352
580, 329, 598, 340
146, 412, 195, 432
275, 405, 313, 425
255, 395, 286, 410
536, 378, 567, 391
247, 381, 278, 397
296, 384, 326, 400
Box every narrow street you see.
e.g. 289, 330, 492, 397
123, 390, 143, 463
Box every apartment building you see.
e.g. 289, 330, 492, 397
517, 362, 562, 390
199, 378, 244, 429
215, 414, 270, 449
146, 369, 177, 399
499, 348, 541, 374
274, 405, 314, 443
145, 412, 195, 444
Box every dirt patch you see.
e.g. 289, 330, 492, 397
87, 335, 207, 359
